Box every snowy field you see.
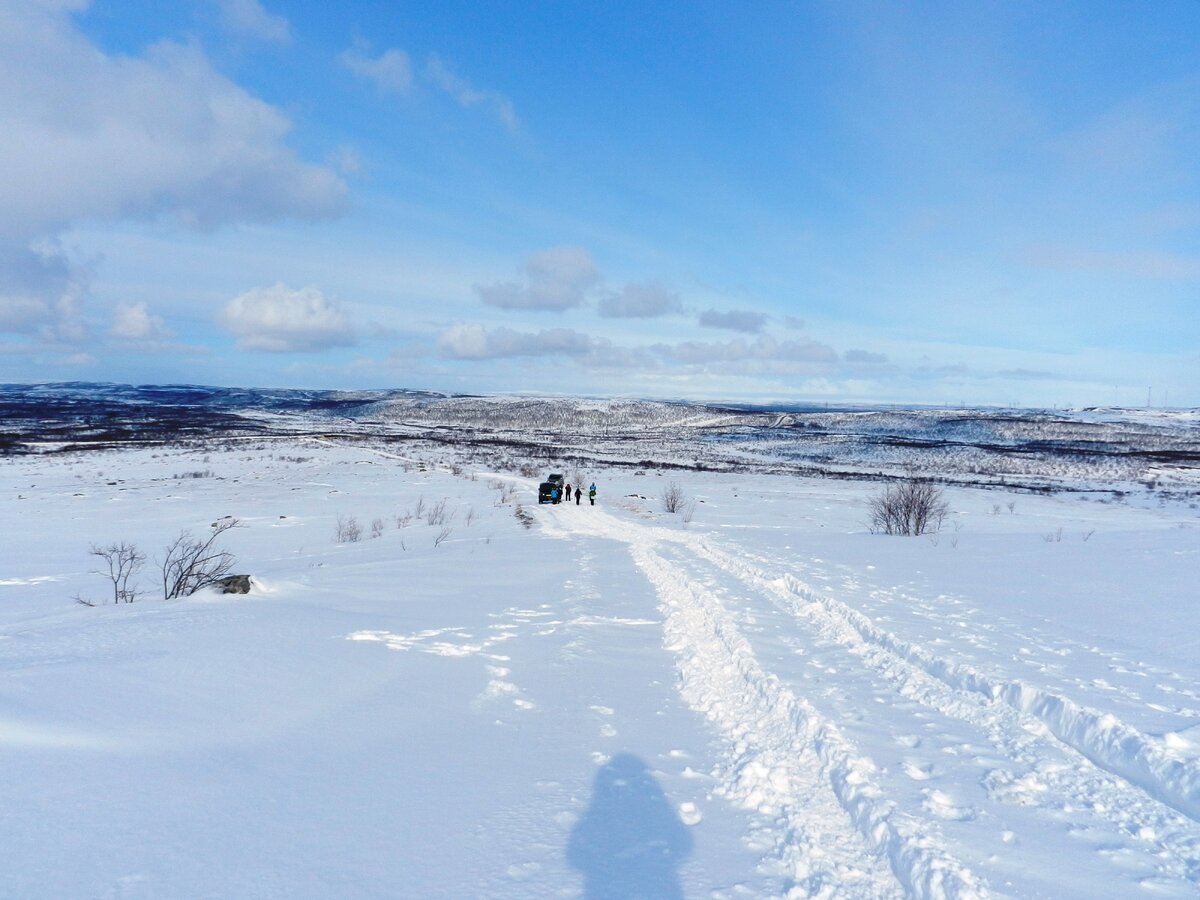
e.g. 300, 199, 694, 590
2, 431, 1199, 898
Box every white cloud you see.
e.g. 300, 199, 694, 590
476, 246, 600, 312
215, 0, 290, 43
697, 309, 768, 333
598, 282, 682, 319
220, 284, 355, 352
0, 2, 345, 344
110, 301, 172, 342
426, 54, 518, 131
437, 324, 594, 360
340, 43, 413, 96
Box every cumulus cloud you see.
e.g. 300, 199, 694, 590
0, 2, 345, 343
476, 246, 600, 312
426, 54, 518, 131
110, 302, 172, 343
598, 282, 683, 319
437, 324, 595, 360
220, 284, 355, 352
698, 309, 768, 333
215, 0, 290, 43
340, 43, 413, 95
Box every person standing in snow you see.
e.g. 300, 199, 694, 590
588, 483, 597, 506
565, 482, 572, 503
575, 486, 582, 505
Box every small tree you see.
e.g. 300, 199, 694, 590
868, 479, 949, 536
662, 482, 686, 514
161, 519, 240, 599
90, 541, 145, 604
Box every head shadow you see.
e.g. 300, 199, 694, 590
566, 753, 693, 900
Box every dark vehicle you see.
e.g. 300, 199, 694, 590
539, 473, 566, 504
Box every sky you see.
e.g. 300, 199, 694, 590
0, 0, 1197, 407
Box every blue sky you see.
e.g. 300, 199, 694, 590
1, 0, 1197, 407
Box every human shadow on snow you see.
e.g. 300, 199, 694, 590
567, 753, 693, 899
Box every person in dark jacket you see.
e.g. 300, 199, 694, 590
575, 486, 582, 505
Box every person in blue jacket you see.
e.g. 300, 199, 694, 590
588, 483, 597, 506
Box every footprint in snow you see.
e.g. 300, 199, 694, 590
922, 788, 977, 821
903, 760, 934, 781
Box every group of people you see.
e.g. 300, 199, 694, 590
552, 481, 597, 505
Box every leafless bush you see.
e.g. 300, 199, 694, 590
434, 526, 452, 547
682, 499, 697, 523
395, 512, 413, 529
335, 515, 362, 543
519, 463, 537, 478
161, 519, 239, 599
370, 518, 386, 539
426, 499, 453, 526
868, 479, 949, 536
464, 507, 475, 526
414, 496, 426, 519
1082, 529, 1095, 541
89, 541, 145, 603
662, 481, 686, 514
173, 470, 213, 479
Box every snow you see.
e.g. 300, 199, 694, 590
2, 429, 1199, 898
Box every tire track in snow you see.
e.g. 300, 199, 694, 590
686, 537, 1200, 818
546, 507, 986, 899
672, 534, 1200, 886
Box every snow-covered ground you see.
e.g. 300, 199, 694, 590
2, 434, 1199, 898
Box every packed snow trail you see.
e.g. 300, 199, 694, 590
543, 505, 988, 899
542, 500, 1200, 897
662, 535, 1200, 891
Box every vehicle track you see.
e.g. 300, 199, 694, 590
549, 503, 1200, 895
546, 506, 987, 899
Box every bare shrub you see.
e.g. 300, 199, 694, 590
370, 518, 386, 539
868, 479, 949, 536
395, 512, 413, 529
335, 515, 362, 543
519, 463, 537, 478
464, 507, 476, 526
434, 526, 452, 547
89, 541, 145, 604
682, 499, 697, 523
414, 496, 426, 519
161, 519, 239, 600
426, 499, 453, 526
662, 481, 686, 514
